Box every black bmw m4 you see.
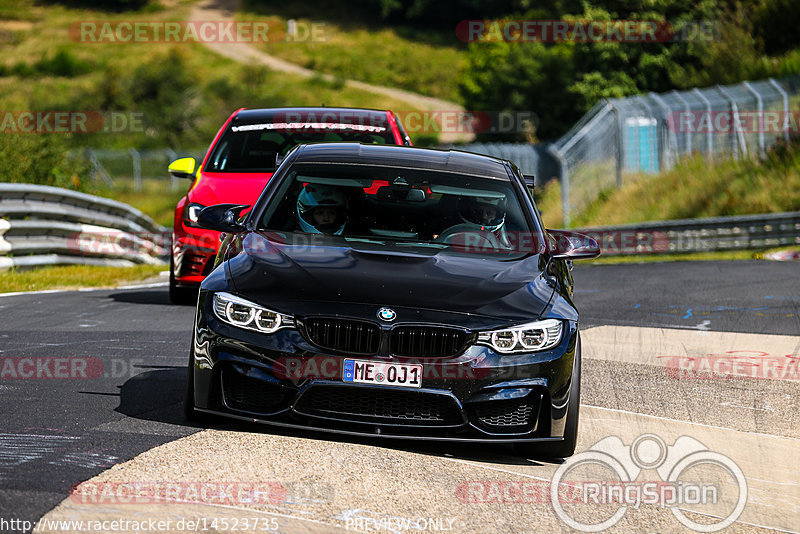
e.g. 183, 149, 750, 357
185, 143, 599, 458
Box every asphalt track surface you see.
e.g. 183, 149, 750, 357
0, 260, 797, 533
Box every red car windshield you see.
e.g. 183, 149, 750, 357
205, 125, 396, 173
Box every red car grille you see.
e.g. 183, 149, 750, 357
180, 253, 209, 277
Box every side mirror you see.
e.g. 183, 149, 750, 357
197, 204, 250, 233
547, 229, 600, 260
168, 157, 197, 179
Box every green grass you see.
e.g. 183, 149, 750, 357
0, 1, 38, 21
535, 141, 800, 230
0, 0, 420, 151
236, 3, 466, 102
0, 264, 165, 293
569, 143, 800, 228
534, 144, 800, 263
584, 246, 800, 265
585, 250, 758, 264
0, 0, 429, 224
97, 178, 187, 227
533, 178, 564, 230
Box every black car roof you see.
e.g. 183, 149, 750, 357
292, 143, 512, 180
233, 107, 391, 124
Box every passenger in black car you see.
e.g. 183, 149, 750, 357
296, 184, 349, 235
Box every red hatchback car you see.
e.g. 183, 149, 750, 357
167, 107, 413, 303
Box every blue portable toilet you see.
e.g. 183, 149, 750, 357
624, 117, 658, 173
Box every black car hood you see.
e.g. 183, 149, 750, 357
227, 232, 556, 326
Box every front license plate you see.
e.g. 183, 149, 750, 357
343, 359, 422, 388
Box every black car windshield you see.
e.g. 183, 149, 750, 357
258, 163, 542, 257
205, 123, 396, 173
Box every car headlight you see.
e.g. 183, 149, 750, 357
477, 319, 563, 353
212, 292, 295, 333
184, 202, 206, 228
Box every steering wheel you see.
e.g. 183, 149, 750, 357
435, 224, 503, 250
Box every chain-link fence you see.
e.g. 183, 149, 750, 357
550, 76, 800, 226
80, 76, 800, 221
447, 142, 562, 186
85, 148, 206, 191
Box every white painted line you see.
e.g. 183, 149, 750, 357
0, 282, 167, 298
89, 282, 168, 291
583, 325, 800, 381
0, 289, 68, 298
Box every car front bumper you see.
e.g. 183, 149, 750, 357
172, 229, 220, 286
190, 290, 579, 443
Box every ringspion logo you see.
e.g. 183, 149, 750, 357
551, 434, 747, 532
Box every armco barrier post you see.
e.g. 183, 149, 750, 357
768, 78, 791, 143
547, 144, 570, 228
672, 90, 692, 157
743, 81, 766, 157
692, 88, 714, 161
608, 101, 623, 188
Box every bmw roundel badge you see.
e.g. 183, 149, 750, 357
377, 307, 396, 322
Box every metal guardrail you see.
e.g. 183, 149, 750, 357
0, 183, 169, 271
2, 184, 795, 269
574, 211, 800, 256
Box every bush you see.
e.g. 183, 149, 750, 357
34, 49, 93, 77
3, 49, 93, 78
0, 134, 92, 191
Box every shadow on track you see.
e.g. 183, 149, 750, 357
116, 368, 549, 466
117, 367, 189, 426
108, 289, 174, 306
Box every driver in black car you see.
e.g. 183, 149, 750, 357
460, 196, 505, 230
437, 195, 512, 250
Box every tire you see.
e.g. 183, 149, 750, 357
517, 335, 581, 459
169, 256, 197, 305
183, 352, 211, 423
